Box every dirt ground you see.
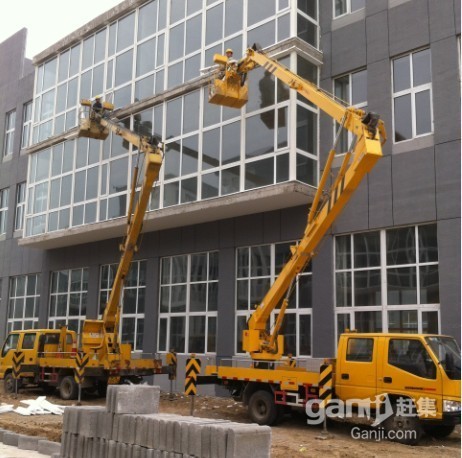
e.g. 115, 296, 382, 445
0, 386, 459, 457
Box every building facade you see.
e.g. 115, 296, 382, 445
0, 0, 460, 392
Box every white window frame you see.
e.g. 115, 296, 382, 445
14, 182, 26, 231
99, 260, 147, 352
334, 225, 440, 346
333, 0, 365, 19
158, 251, 218, 355
7, 274, 40, 332
3, 110, 16, 157
0, 188, 9, 234
333, 68, 367, 152
21, 101, 33, 149
392, 49, 433, 143
235, 241, 313, 358
48, 268, 88, 335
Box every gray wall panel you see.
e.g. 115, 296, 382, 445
368, 156, 394, 229
333, 178, 369, 234
392, 148, 437, 225
216, 247, 236, 359
388, 0, 429, 56
331, 21, 367, 75
429, 0, 457, 42
366, 10, 389, 64
280, 206, 306, 241
366, 0, 388, 16
143, 257, 159, 352
235, 213, 263, 246
454, 0, 460, 34
320, 33, 332, 81
367, 59, 393, 157
431, 37, 461, 145
435, 140, 461, 220
437, 218, 461, 343
312, 238, 335, 358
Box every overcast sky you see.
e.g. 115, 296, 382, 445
1, 0, 122, 58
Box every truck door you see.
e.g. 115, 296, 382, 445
0, 333, 20, 377
378, 338, 442, 418
20, 332, 39, 367
335, 336, 378, 401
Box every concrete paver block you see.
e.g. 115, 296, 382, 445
17, 434, 42, 451
2, 432, 19, 446
226, 425, 271, 458
37, 439, 61, 455
107, 385, 160, 414
79, 406, 106, 438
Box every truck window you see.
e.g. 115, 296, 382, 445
2, 334, 19, 357
346, 338, 374, 362
388, 339, 436, 379
21, 333, 37, 350
425, 336, 461, 380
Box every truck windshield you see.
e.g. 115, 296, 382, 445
425, 336, 461, 380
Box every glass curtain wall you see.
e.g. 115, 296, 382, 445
25, 1, 320, 238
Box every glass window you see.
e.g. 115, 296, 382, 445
334, 0, 365, 18
225, 0, 243, 36
335, 225, 440, 339
388, 339, 436, 379
100, 260, 146, 351
21, 102, 33, 149
236, 242, 312, 356
138, 1, 158, 40
393, 49, 432, 142
334, 69, 367, 152
346, 338, 373, 362
159, 252, 218, 354
7, 275, 40, 331
14, 183, 26, 231
137, 38, 156, 77
3, 110, 16, 157
0, 188, 9, 234
117, 13, 135, 52
206, 4, 223, 45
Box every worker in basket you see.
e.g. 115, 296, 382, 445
91, 95, 104, 119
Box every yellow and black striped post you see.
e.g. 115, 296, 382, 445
288, 354, 296, 368
74, 352, 89, 405
185, 354, 201, 415
12, 351, 24, 397
166, 350, 177, 400
318, 363, 333, 438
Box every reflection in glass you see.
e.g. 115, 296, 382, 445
387, 267, 417, 305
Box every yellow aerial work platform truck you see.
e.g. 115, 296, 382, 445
0, 100, 168, 400
198, 46, 461, 444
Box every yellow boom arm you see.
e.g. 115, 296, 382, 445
211, 48, 386, 360
78, 101, 163, 357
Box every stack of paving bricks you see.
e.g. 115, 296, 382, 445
60, 384, 271, 458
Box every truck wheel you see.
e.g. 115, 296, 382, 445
4, 373, 17, 394
59, 376, 78, 400
97, 381, 108, 397
248, 390, 278, 426
382, 401, 422, 445
41, 384, 56, 396
422, 424, 455, 438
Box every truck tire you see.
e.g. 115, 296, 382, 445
4, 373, 17, 394
59, 376, 78, 400
41, 384, 56, 396
422, 424, 456, 438
382, 401, 422, 445
248, 390, 278, 426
